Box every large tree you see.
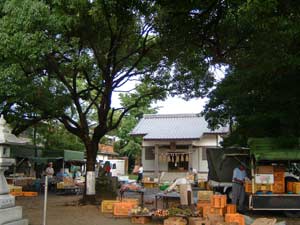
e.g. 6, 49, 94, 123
0, 0, 214, 201
156, 0, 300, 146
201, 0, 300, 146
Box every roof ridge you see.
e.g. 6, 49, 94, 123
143, 113, 201, 119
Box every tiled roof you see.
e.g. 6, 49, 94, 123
130, 113, 228, 140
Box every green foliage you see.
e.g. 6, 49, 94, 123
201, 0, 300, 146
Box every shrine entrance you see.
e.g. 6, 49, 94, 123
167, 152, 189, 172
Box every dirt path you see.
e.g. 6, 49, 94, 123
16, 194, 148, 225
16, 194, 300, 225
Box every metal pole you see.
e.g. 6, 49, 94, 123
43, 175, 48, 225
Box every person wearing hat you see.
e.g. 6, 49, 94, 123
232, 164, 248, 212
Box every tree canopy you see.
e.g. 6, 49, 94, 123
0, 0, 216, 201
156, 0, 300, 146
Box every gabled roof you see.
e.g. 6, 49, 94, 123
130, 113, 228, 140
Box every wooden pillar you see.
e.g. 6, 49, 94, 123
188, 145, 193, 170
154, 145, 159, 178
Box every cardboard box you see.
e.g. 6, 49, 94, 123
131, 216, 151, 224
164, 217, 187, 225
197, 191, 213, 201
256, 166, 273, 174
207, 214, 224, 224
189, 217, 208, 225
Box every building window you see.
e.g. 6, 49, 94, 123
145, 147, 155, 160
202, 147, 207, 160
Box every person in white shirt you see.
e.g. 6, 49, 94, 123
232, 164, 248, 212
137, 164, 143, 183
45, 162, 54, 177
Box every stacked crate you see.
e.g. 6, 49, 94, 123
209, 195, 227, 216
101, 200, 121, 213
113, 201, 138, 217
287, 182, 295, 193
196, 191, 213, 217
273, 167, 285, 193
225, 213, 245, 225
292, 182, 300, 194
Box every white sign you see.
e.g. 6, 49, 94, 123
255, 174, 274, 184
86, 171, 95, 195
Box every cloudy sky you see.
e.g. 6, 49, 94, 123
112, 66, 225, 114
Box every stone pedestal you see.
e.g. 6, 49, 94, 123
0, 116, 29, 225
0, 167, 28, 225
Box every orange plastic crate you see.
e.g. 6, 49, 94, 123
226, 204, 237, 214
273, 182, 285, 194
292, 182, 300, 194
22, 192, 38, 197
210, 207, 226, 216
244, 182, 252, 193
101, 200, 120, 213
202, 204, 211, 218
225, 213, 245, 225
197, 201, 210, 210
122, 198, 140, 205
113, 202, 137, 217
287, 182, 295, 193
131, 216, 151, 224
10, 192, 23, 197
210, 195, 227, 208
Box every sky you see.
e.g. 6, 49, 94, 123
111, 66, 225, 114
154, 97, 208, 114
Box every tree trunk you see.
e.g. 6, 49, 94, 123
82, 141, 98, 204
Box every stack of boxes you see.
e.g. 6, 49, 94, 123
245, 165, 286, 194
101, 198, 139, 217
273, 167, 285, 193
196, 192, 245, 225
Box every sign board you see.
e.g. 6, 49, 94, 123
255, 174, 274, 184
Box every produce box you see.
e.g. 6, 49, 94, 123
216, 223, 239, 225
225, 213, 245, 225
207, 214, 224, 224
210, 195, 227, 208
197, 201, 210, 210
226, 204, 237, 214
113, 202, 137, 217
209, 207, 226, 216
131, 216, 151, 224
292, 182, 300, 194
287, 182, 295, 193
164, 217, 187, 225
56, 182, 64, 189
23, 191, 38, 197
188, 217, 208, 225
10, 192, 23, 197
122, 198, 140, 205
101, 200, 120, 213
197, 191, 213, 201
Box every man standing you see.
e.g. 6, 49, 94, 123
137, 164, 143, 184
232, 164, 248, 212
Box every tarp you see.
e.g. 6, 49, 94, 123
10, 144, 42, 158
64, 150, 84, 161
248, 138, 300, 161
43, 149, 85, 161
206, 148, 250, 182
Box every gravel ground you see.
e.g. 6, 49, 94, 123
15, 190, 300, 225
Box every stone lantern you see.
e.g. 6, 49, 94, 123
0, 116, 28, 225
